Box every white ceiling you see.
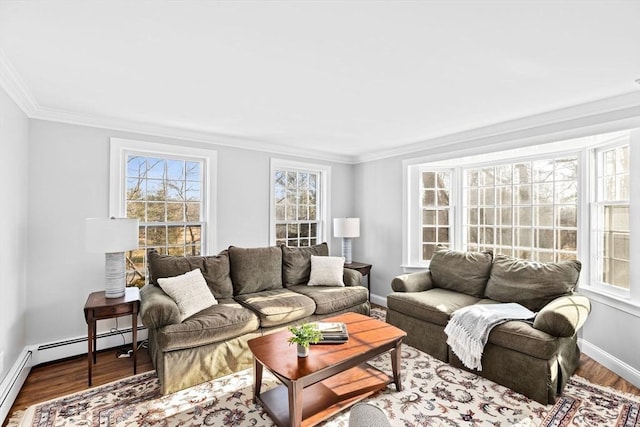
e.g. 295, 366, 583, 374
1, 0, 639, 162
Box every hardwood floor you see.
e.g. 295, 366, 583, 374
3, 344, 639, 426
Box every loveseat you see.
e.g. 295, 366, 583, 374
386, 248, 590, 404
140, 243, 369, 394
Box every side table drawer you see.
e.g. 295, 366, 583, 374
93, 304, 133, 318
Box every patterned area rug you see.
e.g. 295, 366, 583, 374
8, 309, 640, 427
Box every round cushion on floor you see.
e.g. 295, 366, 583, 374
348, 403, 391, 427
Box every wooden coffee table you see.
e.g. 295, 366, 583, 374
248, 312, 406, 427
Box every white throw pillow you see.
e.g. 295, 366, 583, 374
158, 268, 218, 321
308, 255, 345, 286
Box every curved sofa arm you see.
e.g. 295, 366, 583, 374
533, 294, 591, 337
343, 268, 364, 287
391, 271, 434, 293
140, 284, 181, 330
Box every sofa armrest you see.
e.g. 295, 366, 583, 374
140, 284, 181, 330
391, 271, 434, 293
343, 268, 364, 287
533, 294, 591, 337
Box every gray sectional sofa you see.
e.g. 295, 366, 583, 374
140, 243, 369, 394
386, 248, 591, 404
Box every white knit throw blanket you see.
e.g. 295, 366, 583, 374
444, 303, 536, 371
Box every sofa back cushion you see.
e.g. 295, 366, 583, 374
228, 246, 283, 295
429, 248, 493, 297
281, 242, 329, 286
484, 254, 581, 312
147, 249, 233, 299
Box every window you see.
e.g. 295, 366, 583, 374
405, 128, 639, 305
594, 142, 630, 290
110, 138, 216, 287
420, 170, 452, 260
270, 159, 330, 247
464, 156, 578, 262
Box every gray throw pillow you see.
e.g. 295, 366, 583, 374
228, 246, 283, 295
484, 254, 581, 312
429, 248, 493, 297
147, 249, 233, 299
281, 242, 329, 286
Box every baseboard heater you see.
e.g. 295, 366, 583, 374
37, 325, 146, 351
0, 349, 33, 425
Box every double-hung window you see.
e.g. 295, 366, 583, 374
593, 141, 630, 292
110, 138, 217, 287
270, 159, 330, 247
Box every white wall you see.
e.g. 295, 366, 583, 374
0, 87, 29, 380
25, 119, 354, 350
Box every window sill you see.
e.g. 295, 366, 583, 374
579, 286, 640, 318
401, 264, 429, 273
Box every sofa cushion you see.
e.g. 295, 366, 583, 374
288, 285, 368, 315
157, 268, 218, 322
308, 256, 345, 286
386, 288, 481, 326
148, 248, 233, 299
282, 243, 329, 286
484, 255, 581, 312
429, 249, 493, 297
156, 299, 260, 352
487, 320, 559, 360
235, 288, 316, 327
228, 246, 283, 295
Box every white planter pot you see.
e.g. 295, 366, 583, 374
297, 344, 310, 358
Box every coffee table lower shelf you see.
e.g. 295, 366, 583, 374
257, 363, 391, 427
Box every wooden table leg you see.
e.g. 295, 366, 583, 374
87, 314, 94, 386
288, 380, 304, 427
132, 312, 138, 375
391, 341, 403, 392
253, 358, 263, 404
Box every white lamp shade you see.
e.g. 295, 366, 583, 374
85, 218, 139, 253
333, 218, 360, 238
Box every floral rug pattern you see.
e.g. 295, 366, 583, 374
8, 308, 640, 426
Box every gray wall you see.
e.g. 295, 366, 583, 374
0, 87, 29, 380
24, 119, 354, 347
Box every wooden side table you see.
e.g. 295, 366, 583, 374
83, 287, 140, 386
344, 261, 372, 301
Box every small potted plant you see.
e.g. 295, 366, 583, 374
288, 323, 323, 357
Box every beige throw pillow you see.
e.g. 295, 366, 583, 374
308, 255, 345, 286
158, 268, 218, 321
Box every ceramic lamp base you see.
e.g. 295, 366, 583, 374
341, 237, 353, 264
104, 251, 126, 298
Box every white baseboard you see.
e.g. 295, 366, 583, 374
370, 293, 387, 308
579, 338, 640, 389
0, 348, 34, 425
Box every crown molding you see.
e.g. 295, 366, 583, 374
29, 106, 357, 165
355, 91, 640, 164
0, 49, 39, 115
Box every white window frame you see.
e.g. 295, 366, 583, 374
404, 165, 456, 268
269, 158, 330, 246
109, 137, 217, 254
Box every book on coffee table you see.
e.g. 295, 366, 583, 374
314, 322, 348, 344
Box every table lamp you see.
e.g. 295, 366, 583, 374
85, 217, 139, 298
333, 218, 360, 264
